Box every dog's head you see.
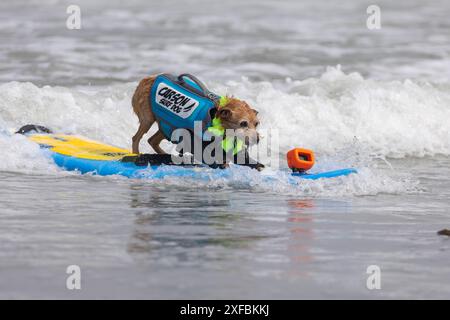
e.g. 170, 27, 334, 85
215, 97, 260, 146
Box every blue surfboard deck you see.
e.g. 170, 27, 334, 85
27, 132, 357, 182
49, 152, 357, 181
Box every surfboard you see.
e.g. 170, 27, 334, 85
27, 133, 357, 181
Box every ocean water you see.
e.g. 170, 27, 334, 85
0, 0, 449, 299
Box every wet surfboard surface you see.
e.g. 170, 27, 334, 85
28, 133, 357, 181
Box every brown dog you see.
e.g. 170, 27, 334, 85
131, 74, 260, 155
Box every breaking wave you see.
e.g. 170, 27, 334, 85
0, 67, 445, 195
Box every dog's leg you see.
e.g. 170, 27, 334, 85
132, 121, 152, 154
131, 75, 158, 154
148, 130, 167, 154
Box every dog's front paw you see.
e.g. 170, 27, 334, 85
219, 163, 230, 169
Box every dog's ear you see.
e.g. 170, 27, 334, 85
251, 109, 259, 116
218, 108, 232, 120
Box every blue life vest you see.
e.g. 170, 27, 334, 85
150, 73, 220, 141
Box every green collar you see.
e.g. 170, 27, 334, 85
207, 117, 244, 155
219, 96, 229, 107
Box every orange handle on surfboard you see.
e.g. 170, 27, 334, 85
287, 148, 315, 172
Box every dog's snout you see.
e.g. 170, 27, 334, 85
240, 121, 248, 128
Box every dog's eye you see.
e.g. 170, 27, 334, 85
240, 121, 248, 128
255, 121, 260, 127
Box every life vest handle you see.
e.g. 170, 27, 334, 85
178, 73, 220, 102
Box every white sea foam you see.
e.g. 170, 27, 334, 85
0, 67, 446, 195
125, 165, 418, 198
214, 66, 450, 159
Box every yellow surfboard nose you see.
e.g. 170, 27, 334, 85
28, 134, 136, 161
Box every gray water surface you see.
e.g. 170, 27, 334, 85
1, 158, 449, 299
1, 0, 450, 87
